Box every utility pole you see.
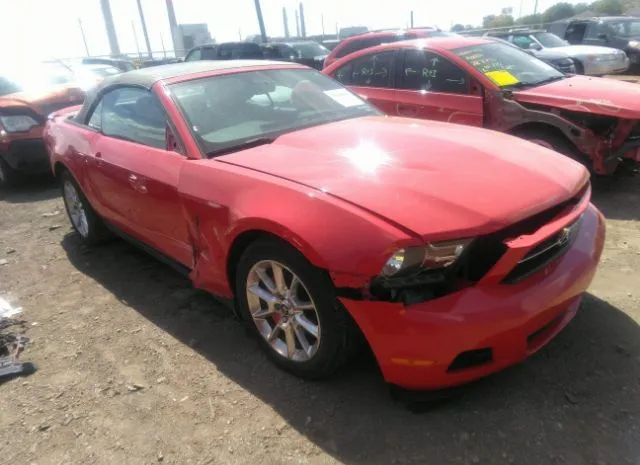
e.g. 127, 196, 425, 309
100, 0, 120, 56
299, 2, 306, 38
410, 10, 414, 28
321, 14, 325, 39
283, 7, 290, 38
165, 0, 179, 55
78, 18, 90, 56
132, 21, 141, 57
136, 0, 153, 58
254, 0, 267, 43
533, 0, 539, 15
295, 10, 301, 37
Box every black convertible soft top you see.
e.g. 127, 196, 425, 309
74, 60, 299, 124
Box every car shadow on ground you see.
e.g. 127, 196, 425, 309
61, 234, 640, 464
0, 175, 59, 204
591, 175, 640, 221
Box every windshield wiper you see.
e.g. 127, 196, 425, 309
506, 75, 566, 90
206, 136, 276, 158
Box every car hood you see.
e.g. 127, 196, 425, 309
551, 44, 624, 57
220, 116, 588, 240
0, 86, 85, 114
513, 75, 640, 119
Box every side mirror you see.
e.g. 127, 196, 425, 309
528, 42, 542, 51
597, 33, 609, 40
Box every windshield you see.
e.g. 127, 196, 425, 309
605, 20, 640, 38
291, 42, 329, 58
533, 32, 568, 48
454, 42, 564, 88
171, 68, 379, 157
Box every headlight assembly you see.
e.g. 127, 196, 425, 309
0, 115, 40, 132
381, 238, 473, 277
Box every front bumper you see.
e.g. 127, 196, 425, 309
340, 203, 605, 390
583, 56, 630, 75
0, 137, 51, 175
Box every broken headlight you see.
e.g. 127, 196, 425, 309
0, 115, 40, 133
381, 239, 474, 277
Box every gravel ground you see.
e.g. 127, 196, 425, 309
0, 175, 639, 465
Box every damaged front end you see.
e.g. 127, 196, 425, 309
488, 91, 640, 176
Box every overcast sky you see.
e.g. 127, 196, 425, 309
0, 0, 585, 64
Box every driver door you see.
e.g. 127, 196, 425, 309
394, 49, 483, 127
85, 86, 192, 267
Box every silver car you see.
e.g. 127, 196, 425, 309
486, 29, 629, 75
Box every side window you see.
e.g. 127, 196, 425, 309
217, 45, 233, 59
347, 51, 394, 88
565, 23, 587, 44
101, 87, 167, 149
400, 50, 468, 94
87, 100, 103, 130
512, 35, 535, 49
333, 63, 354, 85
185, 48, 202, 61
277, 45, 295, 59
201, 47, 217, 59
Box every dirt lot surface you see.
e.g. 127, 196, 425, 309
0, 175, 639, 465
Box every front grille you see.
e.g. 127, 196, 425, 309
456, 184, 588, 283
503, 215, 582, 284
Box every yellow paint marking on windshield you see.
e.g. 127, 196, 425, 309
485, 70, 520, 86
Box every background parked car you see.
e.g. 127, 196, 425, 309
338, 26, 368, 39
324, 28, 453, 68
486, 28, 629, 76
261, 41, 329, 69
321, 39, 340, 51
184, 42, 265, 62
0, 62, 85, 186
548, 16, 640, 67
324, 36, 640, 176
483, 36, 577, 74
81, 57, 136, 72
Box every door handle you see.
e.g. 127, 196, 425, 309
128, 174, 147, 194
95, 152, 102, 158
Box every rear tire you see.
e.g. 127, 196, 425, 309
235, 237, 361, 380
60, 170, 111, 245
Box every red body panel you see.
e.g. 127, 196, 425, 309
343, 203, 605, 389
45, 63, 605, 390
512, 75, 640, 119
323, 38, 640, 175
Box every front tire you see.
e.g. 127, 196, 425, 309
0, 156, 21, 188
235, 238, 361, 379
60, 170, 110, 244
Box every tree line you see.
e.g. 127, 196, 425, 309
451, 0, 640, 31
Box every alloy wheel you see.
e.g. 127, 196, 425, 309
63, 180, 89, 238
246, 260, 321, 362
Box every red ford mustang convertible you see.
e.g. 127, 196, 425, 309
45, 61, 605, 390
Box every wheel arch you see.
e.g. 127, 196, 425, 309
508, 121, 579, 149
225, 226, 327, 296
